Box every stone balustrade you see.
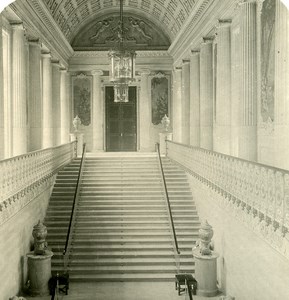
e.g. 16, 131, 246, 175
166, 140, 289, 259
0, 142, 77, 225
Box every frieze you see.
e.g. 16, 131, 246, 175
72, 50, 171, 58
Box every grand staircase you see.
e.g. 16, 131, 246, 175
45, 154, 200, 282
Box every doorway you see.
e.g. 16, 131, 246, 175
105, 86, 137, 151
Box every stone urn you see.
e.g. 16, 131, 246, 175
73, 115, 81, 132
198, 220, 214, 255
161, 114, 170, 132
32, 220, 48, 255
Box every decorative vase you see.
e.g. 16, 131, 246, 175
198, 220, 214, 255
32, 220, 48, 255
161, 114, 170, 132
73, 115, 81, 132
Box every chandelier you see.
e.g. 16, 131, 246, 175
109, 0, 136, 102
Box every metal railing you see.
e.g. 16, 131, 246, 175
155, 143, 180, 272
63, 143, 86, 272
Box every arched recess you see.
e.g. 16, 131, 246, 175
71, 13, 171, 51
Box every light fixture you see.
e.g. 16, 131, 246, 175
108, 0, 136, 102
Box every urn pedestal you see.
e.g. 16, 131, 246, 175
193, 249, 219, 297
70, 133, 84, 156
159, 132, 172, 155
26, 250, 53, 296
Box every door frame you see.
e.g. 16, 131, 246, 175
104, 85, 139, 152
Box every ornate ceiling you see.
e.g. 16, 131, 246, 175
42, 0, 197, 45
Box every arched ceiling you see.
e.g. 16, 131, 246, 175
42, 0, 197, 45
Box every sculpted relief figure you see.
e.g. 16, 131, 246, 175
90, 19, 112, 42
128, 17, 152, 41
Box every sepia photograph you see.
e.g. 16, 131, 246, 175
0, 0, 289, 299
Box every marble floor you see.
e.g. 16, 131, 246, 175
24, 282, 223, 300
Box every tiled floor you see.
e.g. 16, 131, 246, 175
24, 282, 223, 300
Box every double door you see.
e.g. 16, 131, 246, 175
105, 86, 137, 151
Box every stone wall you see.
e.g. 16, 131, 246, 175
0, 181, 54, 299
188, 174, 289, 299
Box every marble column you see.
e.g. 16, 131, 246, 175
190, 50, 200, 147
60, 69, 70, 144
274, 0, 289, 169
11, 23, 27, 156
28, 39, 42, 151
0, 18, 4, 159
239, 0, 258, 161
91, 70, 104, 151
181, 60, 190, 145
42, 53, 53, 148
52, 60, 61, 146
200, 37, 214, 150
173, 67, 182, 143
214, 20, 232, 155
139, 69, 151, 151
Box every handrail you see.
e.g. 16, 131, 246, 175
185, 279, 193, 300
155, 143, 180, 267
63, 143, 86, 271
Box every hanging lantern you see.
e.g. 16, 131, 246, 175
108, 0, 136, 102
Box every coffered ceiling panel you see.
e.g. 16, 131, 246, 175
42, 0, 197, 44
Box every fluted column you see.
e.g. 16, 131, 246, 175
190, 50, 200, 147
200, 37, 214, 150
60, 69, 70, 144
28, 39, 42, 151
42, 53, 53, 148
214, 20, 232, 155
274, 0, 289, 169
91, 70, 104, 151
239, 0, 257, 161
139, 69, 151, 151
172, 67, 182, 143
181, 60, 190, 145
11, 23, 27, 156
0, 18, 4, 159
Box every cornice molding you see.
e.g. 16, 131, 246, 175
169, 0, 239, 66
72, 50, 171, 58
10, 0, 73, 67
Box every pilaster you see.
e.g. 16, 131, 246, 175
200, 37, 214, 150
11, 23, 27, 156
181, 60, 190, 145
190, 50, 200, 147
60, 69, 70, 144
28, 39, 42, 151
52, 60, 61, 146
172, 67, 182, 143
238, 0, 258, 161
274, 0, 289, 169
91, 70, 104, 151
0, 17, 4, 159
139, 69, 151, 151
42, 52, 53, 148
214, 20, 232, 155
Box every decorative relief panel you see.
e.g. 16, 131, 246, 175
151, 73, 169, 125
261, 0, 275, 122
71, 15, 170, 51
73, 74, 92, 126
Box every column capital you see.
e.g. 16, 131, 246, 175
202, 36, 215, 44
10, 22, 24, 31
41, 52, 51, 59
60, 68, 67, 73
174, 66, 182, 72
182, 59, 190, 65
217, 19, 232, 28
190, 50, 200, 56
139, 69, 150, 76
91, 70, 103, 76
28, 38, 41, 47
51, 59, 61, 69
